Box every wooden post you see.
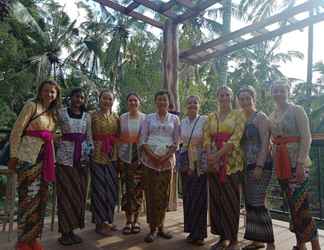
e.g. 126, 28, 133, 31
163, 19, 179, 112
306, 8, 314, 115
163, 19, 179, 212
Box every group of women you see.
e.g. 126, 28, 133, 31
6, 79, 320, 250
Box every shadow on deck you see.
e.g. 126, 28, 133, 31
1, 204, 324, 250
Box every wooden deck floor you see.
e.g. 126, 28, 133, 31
2, 204, 324, 250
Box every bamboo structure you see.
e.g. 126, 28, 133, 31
94, 0, 324, 111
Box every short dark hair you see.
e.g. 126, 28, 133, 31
99, 89, 114, 100
69, 87, 87, 112
154, 90, 170, 102
70, 87, 84, 97
126, 92, 141, 102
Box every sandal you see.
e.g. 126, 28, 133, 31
69, 232, 83, 244
211, 239, 230, 250
122, 224, 132, 235
292, 247, 307, 250
58, 234, 75, 246
227, 243, 242, 250
193, 239, 205, 246
106, 223, 118, 231
132, 223, 141, 234
31, 240, 44, 250
243, 243, 265, 250
16, 242, 33, 250
144, 232, 156, 243
157, 230, 173, 239
186, 235, 194, 243
95, 225, 112, 237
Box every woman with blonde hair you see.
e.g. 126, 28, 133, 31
204, 85, 245, 250
8, 80, 60, 250
269, 81, 320, 250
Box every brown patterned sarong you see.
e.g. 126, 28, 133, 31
56, 164, 89, 234
144, 167, 171, 229
121, 162, 144, 215
209, 172, 241, 241
17, 161, 49, 244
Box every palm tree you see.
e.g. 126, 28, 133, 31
229, 39, 304, 113
11, 0, 77, 84
0, 0, 9, 20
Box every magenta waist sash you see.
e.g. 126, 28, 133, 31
62, 133, 87, 166
213, 132, 231, 183
93, 133, 117, 154
25, 130, 55, 182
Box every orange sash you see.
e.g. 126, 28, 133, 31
272, 136, 300, 180
119, 133, 139, 144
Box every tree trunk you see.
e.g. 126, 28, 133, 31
163, 19, 179, 112
218, 0, 232, 86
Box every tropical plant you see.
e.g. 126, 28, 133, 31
0, 0, 10, 19
11, 0, 77, 84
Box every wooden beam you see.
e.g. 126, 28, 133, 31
133, 0, 177, 18
180, 0, 321, 59
175, 0, 222, 23
95, 0, 163, 29
175, 0, 195, 9
188, 11, 324, 64
125, 2, 140, 14
160, 0, 177, 13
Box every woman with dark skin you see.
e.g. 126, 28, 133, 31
56, 88, 93, 245
139, 90, 180, 243
8, 80, 60, 250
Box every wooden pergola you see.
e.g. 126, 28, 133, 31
94, 0, 324, 111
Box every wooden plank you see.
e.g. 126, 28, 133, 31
189, 11, 324, 63
125, 2, 140, 14
175, 0, 195, 9
175, 0, 222, 23
180, 0, 321, 60
133, 0, 177, 18
95, 0, 164, 29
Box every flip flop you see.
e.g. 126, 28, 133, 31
211, 240, 230, 250
131, 223, 141, 234
144, 232, 156, 243
70, 232, 83, 244
242, 243, 265, 250
58, 235, 75, 246
122, 224, 132, 235
157, 230, 173, 239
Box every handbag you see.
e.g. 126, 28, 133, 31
176, 116, 200, 172
0, 103, 47, 165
